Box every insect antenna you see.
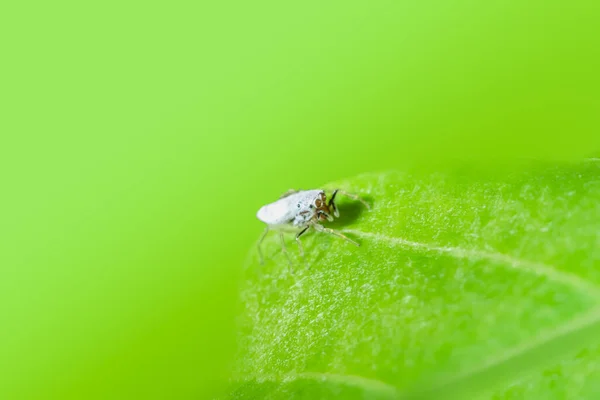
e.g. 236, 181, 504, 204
328, 189, 340, 218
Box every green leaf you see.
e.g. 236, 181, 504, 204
229, 162, 600, 399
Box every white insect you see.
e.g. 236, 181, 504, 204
256, 189, 370, 269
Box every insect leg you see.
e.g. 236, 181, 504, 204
279, 231, 293, 272
317, 210, 334, 222
313, 223, 360, 247
296, 226, 309, 268
257, 226, 269, 265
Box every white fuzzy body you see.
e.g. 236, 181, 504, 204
256, 190, 323, 227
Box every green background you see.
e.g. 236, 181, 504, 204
1, 1, 598, 399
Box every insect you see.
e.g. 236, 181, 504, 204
256, 189, 370, 269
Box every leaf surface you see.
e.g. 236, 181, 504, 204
229, 162, 600, 399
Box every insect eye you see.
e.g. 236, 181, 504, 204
309, 204, 313, 209
297, 203, 301, 208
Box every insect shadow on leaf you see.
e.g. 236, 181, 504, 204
327, 194, 374, 229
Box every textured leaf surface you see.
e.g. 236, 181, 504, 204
229, 162, 600, 399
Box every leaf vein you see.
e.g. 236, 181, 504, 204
247, 372, 399, 398
343, 229, 600, 299
412, 306, 600, 399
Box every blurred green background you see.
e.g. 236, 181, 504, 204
1, 1, 598, 399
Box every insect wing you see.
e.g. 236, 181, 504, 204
256, 196, 298, 225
